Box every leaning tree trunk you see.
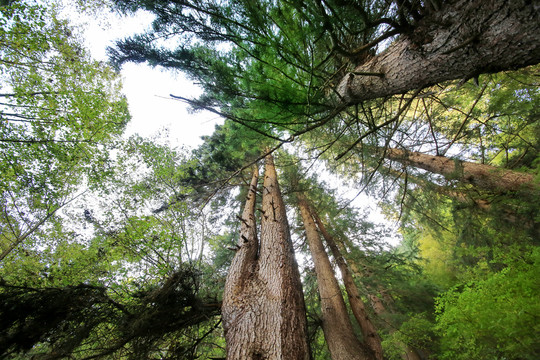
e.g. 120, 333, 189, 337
297, 193, 372, 360
367, 290, 424, 360
311, 211, 384, 360
342, 252, 423, 360
381, 147, 537, 194
222, 155, 311, 360
384, 165, 492, 210
336, 0, 540, 104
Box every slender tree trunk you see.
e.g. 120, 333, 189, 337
297, 193, 372, 360
336, 240, 424, 360
312, 211, 384, 360
222, 166, 259, 308
222, 155, 311, 360
367, 292, 423, 360
337, 0, 540, 104
381, 147, 537, 194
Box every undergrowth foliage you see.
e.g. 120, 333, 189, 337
0, 267, 221, 359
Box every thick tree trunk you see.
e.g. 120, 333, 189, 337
337, 0, 540, 104
382, 147, 537, 194
312, 211, 384, 360
258, 155, 311, 359
297, 194, 372, 360
222, 156, 311, 360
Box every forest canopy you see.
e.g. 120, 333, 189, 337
0, 0, 539, 359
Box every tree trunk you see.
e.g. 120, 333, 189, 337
222, 166, 259, 309
297, 193, 372, 360
222, 155, 311, 360
384, 165, 540, 239
382, 147, 537, 194
312, 211, 384, 360
337, 0, 540, 104
336, 240, 424, 360
385, 165, 493, 210
367, 292, 423, 360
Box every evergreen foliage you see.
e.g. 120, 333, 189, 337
107, 0, 396, 142
0, 0, 539, 358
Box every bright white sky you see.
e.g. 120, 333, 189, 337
62, 3, 223, 148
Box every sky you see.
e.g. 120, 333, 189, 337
62, 3, 223, 149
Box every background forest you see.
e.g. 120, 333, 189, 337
0, 0, 539, 359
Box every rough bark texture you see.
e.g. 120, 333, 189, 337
337, 0, 540, 104
297, 194, 371, 360
338, 242, 423, 360
367, 292, 423, 360
223, 167, 259, 297
222, 156, 311, 360
312, 212, 383, 360
386, 166, 493, 210
383, 147, 537, 194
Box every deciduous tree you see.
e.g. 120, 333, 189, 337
0, 1, 129, 260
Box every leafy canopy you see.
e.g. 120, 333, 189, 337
0, 0, 129, 260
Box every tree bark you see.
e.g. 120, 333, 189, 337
385, 165, 494, 209
222, 156, 311, 360
337, 0, 540, 104
222, 166, 259, 308
297, 193, 372, 360
367, 292, 423, 360
382, 147, 537, 194
386, 164, 540, 236
334, 240, 424, 360
312, 211, 384, 360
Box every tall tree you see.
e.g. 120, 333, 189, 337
2, 0, 538, 357
222, 154, 311, 359
297, 192, 371, 360
311, 210, 384, 360
109, 0, 540, 143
